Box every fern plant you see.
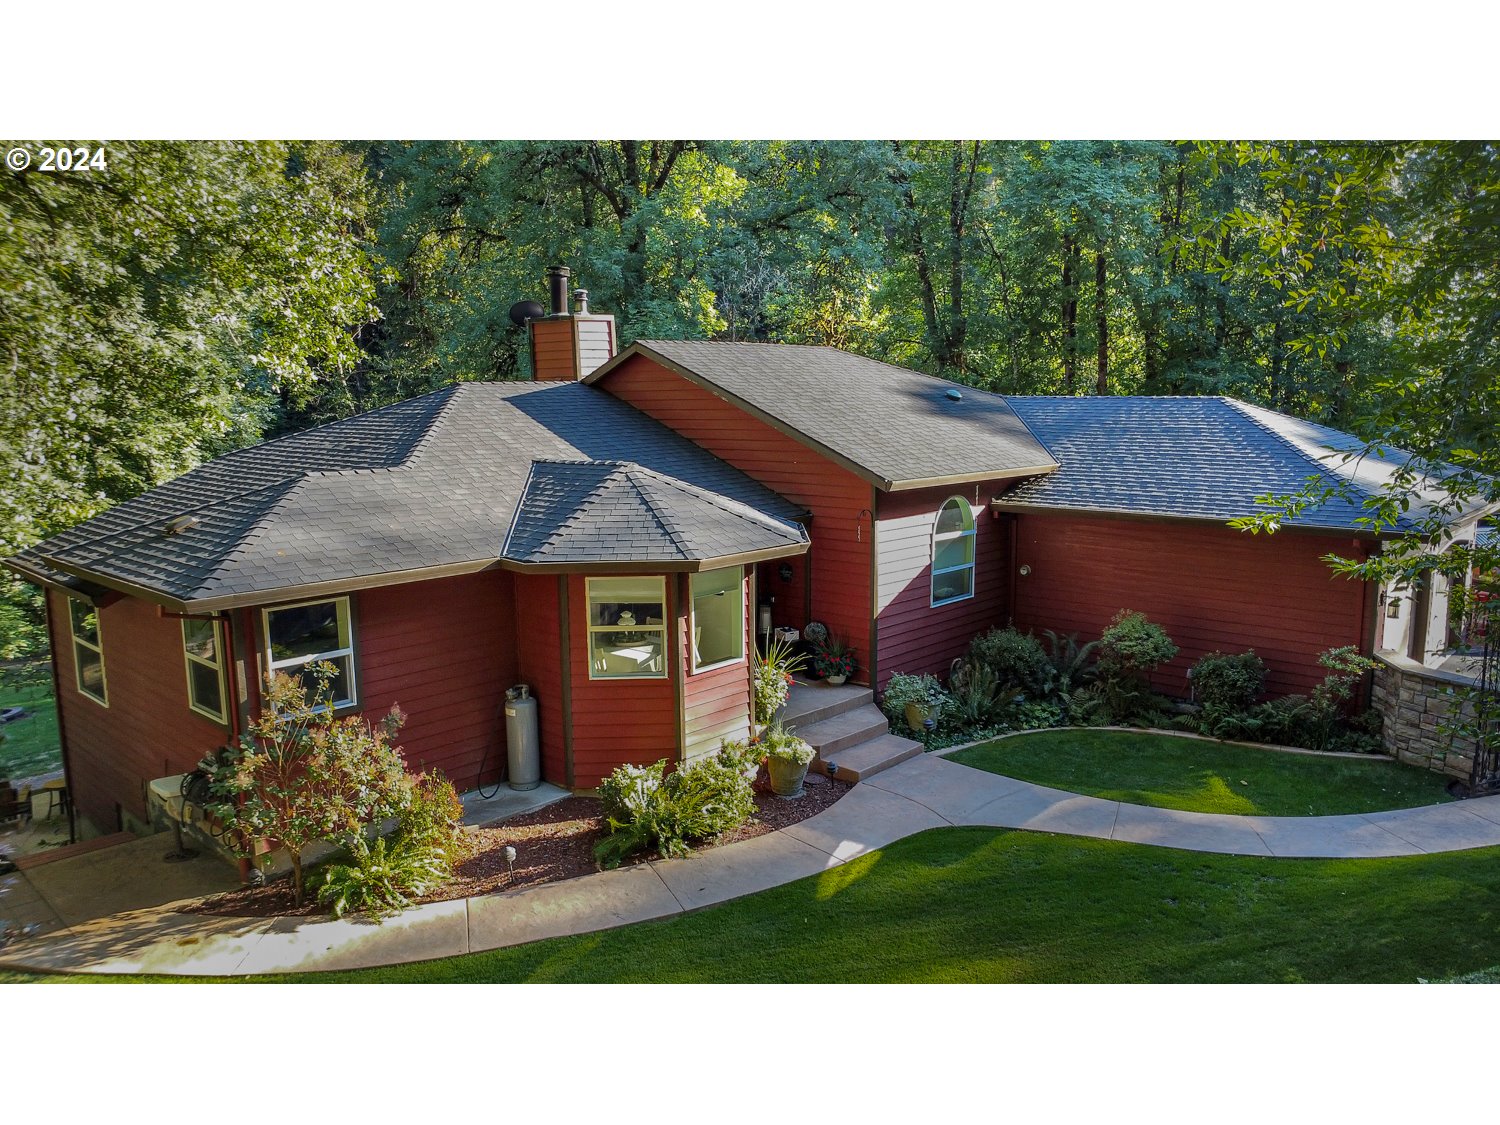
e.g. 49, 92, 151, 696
315, 833, 449, 919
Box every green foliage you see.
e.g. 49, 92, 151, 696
759, 722, 815, 766
967, 627, 1053, 696
204, 662, 414, 905
315, 833, 449, 920
810, 633, 857, 679
879, 673, 950, 727
1097, 611, 1179, 678
946, 660, 1019, 726
1190, 650, 1268, 736
753, 635, 806, 728
594, 748, 755, 869
395, 772, 467, 867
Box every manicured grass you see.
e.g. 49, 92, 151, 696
5, 828, 1499, 983
948, 729, 1454, 816
0, 680, 62, 781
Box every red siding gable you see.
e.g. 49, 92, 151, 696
599, 354, 874, 676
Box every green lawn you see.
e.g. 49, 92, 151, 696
0, 677, 62, 781
4, 828, 1498, 983
948, 729, 1454, 816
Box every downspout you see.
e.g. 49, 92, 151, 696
43, 594, 77, 844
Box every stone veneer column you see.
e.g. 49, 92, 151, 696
1371, 651, 1481, 779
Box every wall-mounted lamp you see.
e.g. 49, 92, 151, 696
778, 563, 794, 582
1018, 564, 1032, 577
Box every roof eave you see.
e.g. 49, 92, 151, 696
885, 463, 1059, 492
500, 539, 809, 575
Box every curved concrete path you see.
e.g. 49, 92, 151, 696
5, 753, 1500, 978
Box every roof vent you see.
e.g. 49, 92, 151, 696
946, 388, 963, 401
164, 515, 201, 536
572, 288, 590, 315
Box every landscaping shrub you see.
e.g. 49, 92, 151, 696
754, 635, 806, 727
1093, 611, 1179, 724
947, 660, 1019, 726
206, 662, 414, 905
315, 833, 449, 919
594, 749, 755, 869
967, 627, 1053, 696
759, 722, 815, 766
395, 771, 467, 866
1190, 651, 1267, 736
1041, 629, 1099, 696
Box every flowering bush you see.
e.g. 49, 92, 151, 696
754, 635, 806, 727
594, 747, 755, 869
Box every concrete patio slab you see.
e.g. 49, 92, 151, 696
22, 831, 239, 927
1247, 814, 1419, 858
648, 829, 839, 912
468, 863, 682, 952
782, 782, 949, 863
1110, 803, 1274, 856
865, 754, 1028, 821
461, 782, 570, 829
0, 871, 43, 910
1359, 802, 1500, 854
235, 898, 470, 975
964, 783, 1122, 840
5, 904, 269, 974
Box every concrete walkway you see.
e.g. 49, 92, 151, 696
4, 753, 1500, 978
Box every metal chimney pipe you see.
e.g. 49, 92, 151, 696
546, 265, 571, 316
572, 288, 590, 315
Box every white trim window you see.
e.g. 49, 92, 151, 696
931, 496, 977, 607
67, 597, 107, 706
182, 618, 228, 723
262, 596, 357, 708
690, 566, 744, 673
587, 576, 667, 680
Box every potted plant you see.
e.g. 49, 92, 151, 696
811, 634, 857, 685
880, 672, 947, 734
754, 635, 807, 731
760, 722, 816, 798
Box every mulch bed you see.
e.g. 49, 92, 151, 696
188, 771, 851, 920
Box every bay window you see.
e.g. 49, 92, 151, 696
588, 577, 667, 679
690, 567, 744, 672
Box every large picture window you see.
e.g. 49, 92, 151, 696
183, 618, 228, 723
931, 496, 976, 606
587, 577, 667, 679
68, 598, 107, 705
691, 566, 744, 673
263, 596, 357, 708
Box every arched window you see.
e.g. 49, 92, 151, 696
931, 497, 976, 606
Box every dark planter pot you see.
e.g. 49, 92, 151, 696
766, 755, 810, 799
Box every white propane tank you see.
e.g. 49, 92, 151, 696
504, 684, 541, 791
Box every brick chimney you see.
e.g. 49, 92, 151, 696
528, 265, 617, 381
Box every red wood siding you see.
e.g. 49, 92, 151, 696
49, 590, 229, 830
531, 318, 577, 381
566, 573, 679, 788
513, 573, 567, 785
1009, 513, 1373, 697
599, 355, 875, 678
874, 483, 1013, 689
351, 571, 516, 791
681, 570, 753, 761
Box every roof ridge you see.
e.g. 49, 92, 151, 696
625, 463, 803, 539
529, 461, 638, 563
1219, 397, 1380, 503
187, 475, 319, 599
623, 466, 693, 557
400, 383, 470, 467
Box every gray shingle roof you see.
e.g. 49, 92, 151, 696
589, 340, 1058, 488
505, 461, 807, 565
10, 382, 806, 608
997, 396, 1481, 532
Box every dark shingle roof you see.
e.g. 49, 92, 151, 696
10, 382, 806, 608
589, 340, 1058, 488
997, 396, 1479, 532
505, 461, 807, 565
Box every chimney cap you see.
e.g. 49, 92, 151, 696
572, 288, 590, 315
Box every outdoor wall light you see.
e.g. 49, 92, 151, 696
1019, 564, 1032, 576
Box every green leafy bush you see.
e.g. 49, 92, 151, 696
1010, 699, 1065, 731
396, 771, 467, 866
947, 660, 1018, 726
1093, 611, 1179, 724
594, 749, 756, 869
967, 628, 1053, 696
1041, 629, 1099, 695
1191, 651, 1267, 714
315, 833, 448, 919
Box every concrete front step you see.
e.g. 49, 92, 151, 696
814, 734, 926, 783
792, 703, 892, 757
782, 680, 875, 729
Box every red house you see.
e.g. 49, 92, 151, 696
8, 271, 1483, 834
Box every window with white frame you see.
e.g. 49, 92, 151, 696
691, 566, 744, 672
182, 618, 228, 723
931, 496, 976, 606
262, 597, 357, 708
587, 576, 667, 679
68, 598, 107, 705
